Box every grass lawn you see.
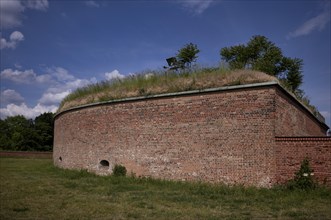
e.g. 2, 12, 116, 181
1, 157, 330, 219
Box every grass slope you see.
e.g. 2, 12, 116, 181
1, 157, 331, 219
58, 68, 278, 112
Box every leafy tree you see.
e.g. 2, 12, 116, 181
2, 116, 23, 149
177, 43, 200, 69
11, 132, 25, 150
220, 35, 303, 92
3, 115, 38, 151
278, 57, 303, 92
0, 113, 54, 151
0, 119, 11, 150
35, 112, 54, 151
287, 158, 316, 190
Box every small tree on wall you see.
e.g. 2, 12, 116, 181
287, 158, 316, 190
177, 43, 200, 70
220, 35, 303, 93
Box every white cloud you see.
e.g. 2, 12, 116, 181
0, 67, 69, 84
179, 0, 214, 15
1, 66, 96, 119
44, 78, 92, 99
0, 31, 24, 49
10, 30, 24, 41
0, 0, 49, 29
64, 79, 92, 90
85, 1, 100, 8
0, 103, 57, 119
320, 111, 331, 126
0, 68, 37, 83
38, 68, 94, 106
105, 69, 125, 81
0, 38, 12, 50
0, 0, 24, 29
8, 66, 77, 86
24, 0, 49, 11
35, 74, 53, 84
39, 91, 71, 105
0, 89, 24, 105
1, 68, 94, 95
320, 111, 330, 118
47, 67, 75, 82
37, 67, 93, 106
14, 63, 22, 69
287, 8, 330, 39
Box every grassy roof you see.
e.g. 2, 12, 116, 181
58, 68, 279, 113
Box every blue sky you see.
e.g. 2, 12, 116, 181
0, 0, 330, 127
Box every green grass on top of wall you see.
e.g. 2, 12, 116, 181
57, 66, 325, 124
58, 67, 279, 112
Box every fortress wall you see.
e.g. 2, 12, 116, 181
54, 86, 277, 187
275, 137, 331, 186
53, 83, 329, 187
275, 88, 327, 136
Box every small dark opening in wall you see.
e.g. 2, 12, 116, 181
100, 160, 109, 167
59, 156, 62, 161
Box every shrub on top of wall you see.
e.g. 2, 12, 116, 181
112, 164, 127, 177
287, 158, 317, 190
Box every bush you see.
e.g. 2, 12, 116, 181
287, 158, 316, 190
112, 164, 127, 177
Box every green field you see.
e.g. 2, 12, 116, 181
1, 157, 330, 219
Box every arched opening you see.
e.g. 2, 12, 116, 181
59, 156, 62, 162
100, 160, 110, 167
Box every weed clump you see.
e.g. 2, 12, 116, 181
287, 158, 317, 190
112, 164, 127, 177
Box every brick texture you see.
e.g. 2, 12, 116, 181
275, 137, 331, 186
275, 89, 326, 136
53, 84, 329, 187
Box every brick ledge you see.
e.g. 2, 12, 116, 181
275, 136, 331, 141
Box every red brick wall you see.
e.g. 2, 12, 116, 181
53, 84, 329, 187
275, 89, 327, 136
275, 137, 331, 186
54, 86, 278, 187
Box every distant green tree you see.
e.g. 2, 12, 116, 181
220, 35, 303, 92
177, 43, 200, 69
35, 112, 54, 151
2, 115, 34, 150
0, 113, 54, 151
0, 119, 11, 150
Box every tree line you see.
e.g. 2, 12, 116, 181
0, 112, 54, 151
172, 35, 303, 95
170, 35, 322, 117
